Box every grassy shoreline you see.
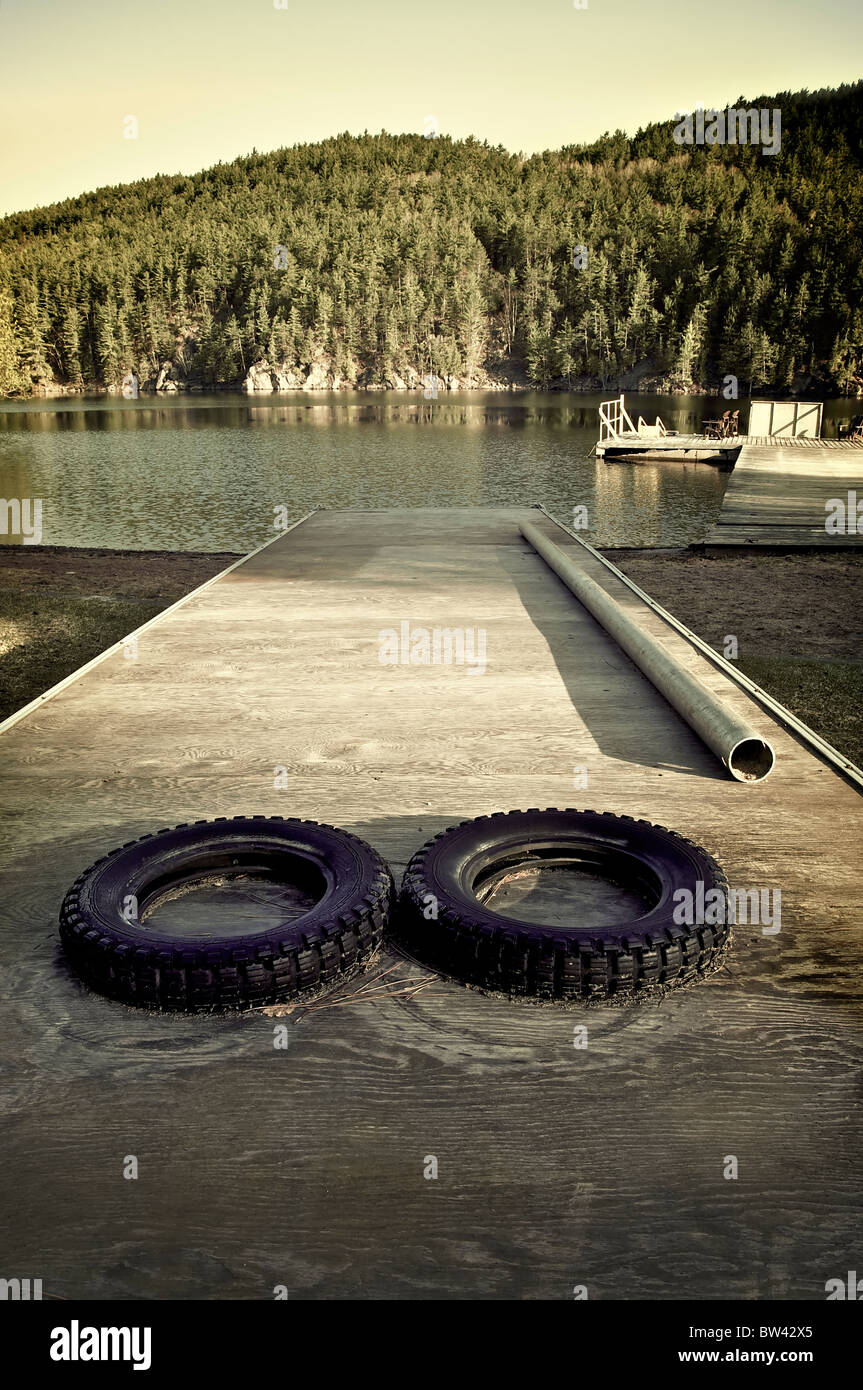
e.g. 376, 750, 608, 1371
2, 544, 861, 766
0, 547, 237, 723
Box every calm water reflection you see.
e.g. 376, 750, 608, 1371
0, 392, 857, 552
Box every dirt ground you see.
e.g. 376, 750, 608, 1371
603, 548, 863, 663
1, 543, 862, 765
0, 545, 239, 602
0, 547, 236, 722
604, 548, 863, 765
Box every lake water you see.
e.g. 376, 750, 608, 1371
0, 392, 857, 552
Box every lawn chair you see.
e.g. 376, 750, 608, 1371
839, 414, 863, 441
702, 410, 731, 440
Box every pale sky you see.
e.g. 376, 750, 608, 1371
1, 0, 861, 217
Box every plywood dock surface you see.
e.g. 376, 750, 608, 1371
1, 507, 861, 1300
704, 439, 863, 546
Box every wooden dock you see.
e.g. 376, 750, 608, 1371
1, 507, 862, 1299
704, 438, 863, 546
596, 433, 740, 463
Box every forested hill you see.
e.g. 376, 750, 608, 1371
1, 82, 862, 398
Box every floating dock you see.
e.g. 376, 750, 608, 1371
703, 438, 863, 546
596, 433, 741, 463
594, 395, 740, 464
1, 507, 861, 1298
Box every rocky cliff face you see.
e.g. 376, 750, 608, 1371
39, 352, 842, 399
236, 357, 516, 394
132, 346, 526, 395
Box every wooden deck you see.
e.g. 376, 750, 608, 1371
704, 438, 863, 546
1, 507, 862, 1300
596, 433, 739, 463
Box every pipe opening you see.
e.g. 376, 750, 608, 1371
728, 737, 775, 782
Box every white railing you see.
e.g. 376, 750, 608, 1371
598, 394, 638, 442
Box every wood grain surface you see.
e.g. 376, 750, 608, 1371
705, 440, 863, 546
0, 506, 861, 1300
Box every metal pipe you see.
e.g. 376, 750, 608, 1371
536, 501, 862, 790
519, 520, 775, 782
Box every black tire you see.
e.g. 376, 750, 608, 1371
59, 816, 394, 1011
397, 808, 730, 1000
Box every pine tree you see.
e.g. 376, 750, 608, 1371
15, 285, 52, 385
0, 285, 23, 395
675, 304, 707, 384
456, 272, 487, 381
